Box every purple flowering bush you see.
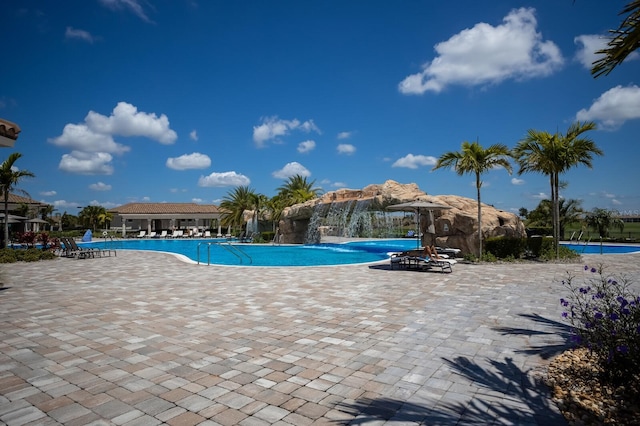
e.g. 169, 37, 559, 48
560, 264, 640, 382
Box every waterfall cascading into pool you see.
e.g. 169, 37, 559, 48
304, 199, 376, 243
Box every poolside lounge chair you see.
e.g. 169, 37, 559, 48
203, 230, 211, 238
62, 237, 101, 259
136, 230, 146, 238
171, 229, 183, 238
158, 230, 168, 238
389, 249, 455, 273
148, 231, 157, 238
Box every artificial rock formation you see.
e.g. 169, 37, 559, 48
278, 180, 526, 254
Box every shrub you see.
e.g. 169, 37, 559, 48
485, 237, 525, 259
539, 243, 581, 261
0, 248, 57, 263
559, 264, 640, 383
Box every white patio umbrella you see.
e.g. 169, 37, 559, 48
386, 200, 451, 248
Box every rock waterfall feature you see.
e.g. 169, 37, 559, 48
278, 180, 526, 255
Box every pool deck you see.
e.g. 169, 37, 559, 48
1, 252, 639, 425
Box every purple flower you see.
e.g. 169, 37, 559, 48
560, 298, 569, 307
591, 267, 597, 273
562, 312, 568, 318
616, 345, 628, 354
584, 265, 589, 271
594, 312, 604, 320
610, 313, 619, 321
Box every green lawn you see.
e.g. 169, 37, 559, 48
564, 221, 640, 242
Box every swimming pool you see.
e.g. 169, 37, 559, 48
561, 243, 640, 255
82, 238, 420, 267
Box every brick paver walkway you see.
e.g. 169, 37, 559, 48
1, 250, 639, 425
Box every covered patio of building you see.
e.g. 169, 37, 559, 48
109, 203, 224, 237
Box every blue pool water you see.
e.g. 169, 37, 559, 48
561, 243, 640, 255
82, 238, 421, 267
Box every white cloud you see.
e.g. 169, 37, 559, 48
272, 162, 311, 179
89, 182, 112, 191
511, 177, 525, 185
49, 123, 130, 154
99, 0, 152, 22
332, 181, 347, 188
51, 200, 83, 211
40, 190, 57, 196
252, 116, 320, 147
85, 102, 177, 144
297, 140, 316, 153
532, 192, 548, 200
337, 144, 356, 155
392, 154, 437, 169
612, 199, 622, 205
337, 131, 352, 139
59, 151, 114, 175
49, 102, 177, 175
576, 85, 640, 129
399, 7, 563, 94
189, 130, 198, 141
166, 152, 211, 170
574, 34, 607, 69
192, 198, 203, 203
198, 171, 250, 187
65, 27, 95, 43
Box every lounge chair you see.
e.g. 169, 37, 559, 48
203, 230, 211, 238
136, 230, 146, 238
62, 237, 101, 259
390, 250, 455, 273
158, 230, 168, 238
148, 231, 157, 238
171, 229, 183, 238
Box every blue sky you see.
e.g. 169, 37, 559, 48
2, 0, 639, 216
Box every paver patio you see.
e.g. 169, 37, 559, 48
1, 250, 639, 425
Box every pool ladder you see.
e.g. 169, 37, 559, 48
197, 242, 252, 265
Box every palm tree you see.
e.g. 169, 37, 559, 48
584, 208, 625, 238
219, 186, 259, 233
0, 153, 35, 248
277, 175, 323, 205
513, 122, 602, 258
97, 210, 113, 230
433, 141, 512, 258
592, 1, 640, 77
78, 205, 107, 232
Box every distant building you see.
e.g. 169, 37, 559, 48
109, 203, 224, 236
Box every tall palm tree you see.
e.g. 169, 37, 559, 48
592, 0, 640, 77
0, 153, 35, 248
433, 141, 512, 258
277, 175, 322, 205
219, 186, 259, 232
513, 121, 602, 258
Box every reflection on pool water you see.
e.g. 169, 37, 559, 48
83, 238, 422, 267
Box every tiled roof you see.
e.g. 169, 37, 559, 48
6, 193, 49, 206
110, 203, 220, 215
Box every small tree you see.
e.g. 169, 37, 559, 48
0, 153, 35, 248
585, 208, 625, 238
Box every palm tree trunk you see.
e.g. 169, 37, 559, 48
553, 173, 560, 259
476, 173, 482, 259
3, 191, 9, 249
